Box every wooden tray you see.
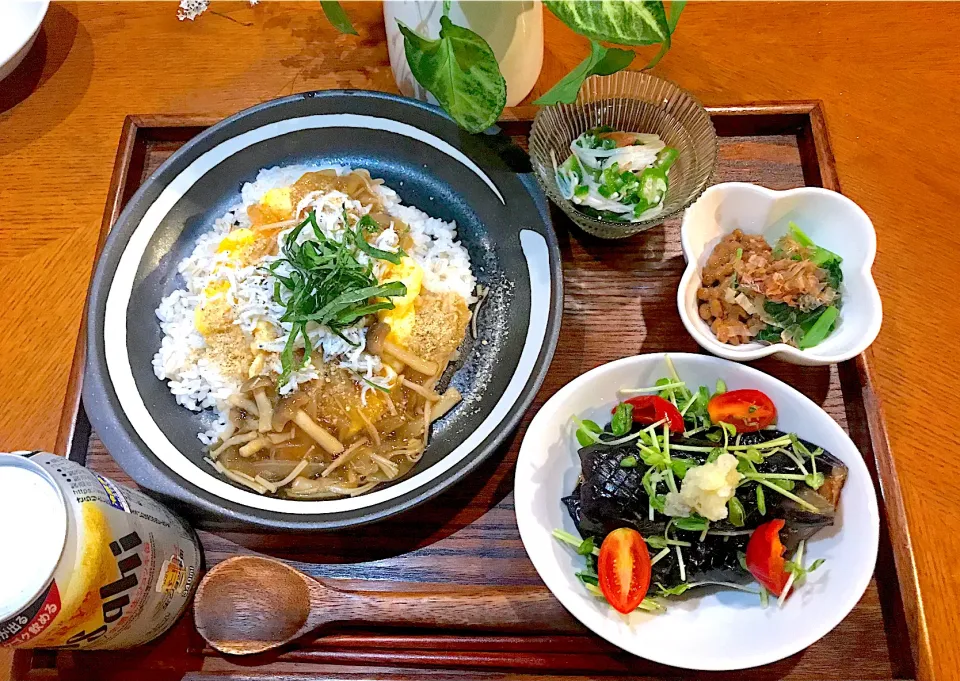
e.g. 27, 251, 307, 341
18, 103, 923, 681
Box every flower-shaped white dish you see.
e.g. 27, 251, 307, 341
514, 353, 880, 671
678, 183, 882, 366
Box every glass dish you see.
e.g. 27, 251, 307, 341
530, 71, 718, 239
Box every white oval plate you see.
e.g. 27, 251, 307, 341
515, 353, 879, 671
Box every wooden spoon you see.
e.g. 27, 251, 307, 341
194, 555, 582, 655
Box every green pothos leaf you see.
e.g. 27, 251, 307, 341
544, 0, 671, 46
643, 0, 687, 69
319, 0, 358, 35
668, 0, 686, 32
642, 35, 671, 70
398, 15, 506, 133
534, 40, 635, 105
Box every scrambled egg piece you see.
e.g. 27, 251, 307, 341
194, 280, 233, 335
248, 187, 293, 225
251, 320, 276, 347
217, 228, 257, 257
216, 227, 280, 269
344, 391, 385, 438
248, 321, 278, 378
378, 257, 423, 347
664, 453, 743, 521
405, 291, 471, 367
311, 368, 388, 439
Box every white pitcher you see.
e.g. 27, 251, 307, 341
383, 0, 544, 108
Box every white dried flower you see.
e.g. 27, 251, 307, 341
177, 0, 210, 21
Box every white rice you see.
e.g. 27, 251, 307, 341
152, 165, 477, 444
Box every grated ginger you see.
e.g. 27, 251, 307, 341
664, 453, 743, 522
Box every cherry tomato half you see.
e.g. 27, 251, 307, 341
707, 389, 777, 432
617, 395, 685, 433
598, 528, 652, 614
745, 519, 791, 597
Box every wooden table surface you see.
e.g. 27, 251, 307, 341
1, 2, 958, 680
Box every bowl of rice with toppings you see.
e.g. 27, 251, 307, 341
154, 164, 480, 499
83, 91, 562, 530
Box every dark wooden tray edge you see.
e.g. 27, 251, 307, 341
787, 102, 929, 681
48, 102, 930, 681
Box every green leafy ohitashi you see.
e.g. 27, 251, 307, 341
698, 222, 843, 349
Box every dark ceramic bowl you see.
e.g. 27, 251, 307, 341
84, 91, 562, 531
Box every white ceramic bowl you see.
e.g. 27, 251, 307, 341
677, 183, 882, 366
515, 353, 879, 671
0, 1, 48, 82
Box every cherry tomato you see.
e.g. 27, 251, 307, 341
616, 395, 684, 433
707, 389, 777, 432
598, 528, 652, 614
745, 519, 791, 596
